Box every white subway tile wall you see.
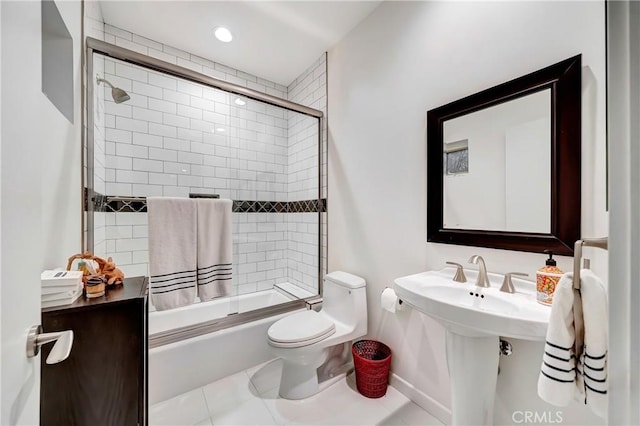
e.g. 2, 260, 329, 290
90, 25, 327, 297
286, 54, 327, 293
234, 213, 288, 294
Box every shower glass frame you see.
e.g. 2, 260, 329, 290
83, 37, 325, 346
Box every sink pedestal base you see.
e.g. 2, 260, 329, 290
446, 330, 499, 425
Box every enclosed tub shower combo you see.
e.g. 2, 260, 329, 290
83, 35, 328, 403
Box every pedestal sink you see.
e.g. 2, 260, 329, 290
394, 267, 551, 425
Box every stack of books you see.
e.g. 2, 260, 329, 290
41, 270, 84, 308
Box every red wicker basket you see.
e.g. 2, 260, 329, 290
352, 340, 392, 398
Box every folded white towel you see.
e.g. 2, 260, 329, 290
196, 199, 233, 301
538, 273, 580, 406
147, 197, 197, 311
577, 269, 608, 418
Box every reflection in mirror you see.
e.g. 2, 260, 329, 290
444, 140, 469, 175
443, 89, 551, 233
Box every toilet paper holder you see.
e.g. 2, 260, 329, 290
380, 287, 404, 313
383, 288, 403, 305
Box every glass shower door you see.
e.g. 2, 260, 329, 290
85, 46, 324, 338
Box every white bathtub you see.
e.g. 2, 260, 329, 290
149, 289, 294, 335
148, 289, 305, 404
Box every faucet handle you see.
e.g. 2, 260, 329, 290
445, 262, 467, 283
500, 272, 528, 293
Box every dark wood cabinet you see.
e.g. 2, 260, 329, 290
41, 276, 148, 426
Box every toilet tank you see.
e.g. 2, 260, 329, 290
322, 271, 367, 331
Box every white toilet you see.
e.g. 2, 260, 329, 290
267, 271, 367, 400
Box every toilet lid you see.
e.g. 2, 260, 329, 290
268, 310, 336, 345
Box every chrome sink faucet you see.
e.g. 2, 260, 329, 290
445, 261, 467, 283
500, 272, 529, 293
468, 255, 490, 288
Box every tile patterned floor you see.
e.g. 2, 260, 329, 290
150, 359, 443, 426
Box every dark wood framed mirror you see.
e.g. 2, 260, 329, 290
427, 55, 581, 255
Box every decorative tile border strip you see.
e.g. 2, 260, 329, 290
105, 197, 147, 213
87, 189, 326, 214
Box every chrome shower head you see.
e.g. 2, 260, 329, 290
110, 87, 131, 104
96, 76, 130, 104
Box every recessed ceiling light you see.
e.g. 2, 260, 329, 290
214, 27, 233, 43
216, 127, 226, 132
234, 98, 246, 106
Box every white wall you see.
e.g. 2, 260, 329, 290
40, 0, 82, 268
328, 2, 606, 424
1, 0, 82, 423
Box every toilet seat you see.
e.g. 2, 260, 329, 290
268, 310, 336, 348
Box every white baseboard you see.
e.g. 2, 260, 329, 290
390, 373, 452, 425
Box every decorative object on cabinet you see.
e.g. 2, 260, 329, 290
40, 270, 84, 308
85, 275, 106, 299
101, 257, 125, 286
40, 276, 147, 425
66, 251, 125, 286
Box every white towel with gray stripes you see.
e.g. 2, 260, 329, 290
575, 269, 608, 419
147, 197, 197, 311
196, 198, 233, 301
538, 273, 580, 407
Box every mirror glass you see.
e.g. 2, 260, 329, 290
427, 55, 581, 255
442, 89, 551, 233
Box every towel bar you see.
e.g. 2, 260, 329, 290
571, 237, 607, 360
573, 237, 608, 290
104, 193, 220, 202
